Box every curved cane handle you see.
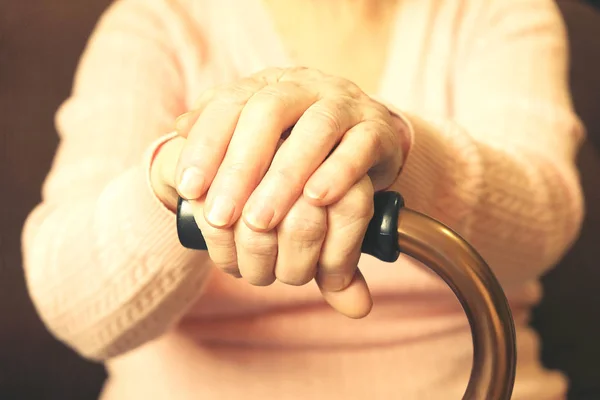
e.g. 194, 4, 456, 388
176, 192, 516, 400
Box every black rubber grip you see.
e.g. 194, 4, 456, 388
176, 191, 404, 263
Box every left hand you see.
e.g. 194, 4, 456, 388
174, 67, 407, 317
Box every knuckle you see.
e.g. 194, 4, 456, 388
317, 270, 354, 292
212, 81, 262, 106
314, 109, 342, 133
222, 161, 247, 175
247, 87, 288, 115
366, 98, 391, 117
336, 187, 374, 221
320, 251, 356, 274
355, 180, 375, 215
192, 87, 217, 108
182, 137, 219, 164
333, 78, 364, 97
307, 68, 326, 80
303, 101, 346, 135
323, 76, 364, 97
238, 232, 278, 259
203, 231, 238, 269
203, 226, 234, 248
268, 166, 303, 190
280, 66, 313, 80
363, 123, 385, 155
255, 67, 285, 81
212, 87, 249, 106
318, 238, 363, 274
207, 240, 238, 261
219, 162, 253, 184
245, 273, 276, 287
276, 270, 314, 286
337, 161, 361, 184
355, 196, 375, 221
326, 76, 348, 87
282, 215, 327, 245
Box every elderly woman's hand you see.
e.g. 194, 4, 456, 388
173, 67, 407, 318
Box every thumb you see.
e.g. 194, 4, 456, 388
149, 135, 187, 211
318, 269, 373, 319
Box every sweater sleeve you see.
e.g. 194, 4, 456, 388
386, 0, 584, 286
21, 0, 213, 361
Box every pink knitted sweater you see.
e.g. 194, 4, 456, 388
22, 0, 584, 398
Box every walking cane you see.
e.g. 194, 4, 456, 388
176, 191, 517, 400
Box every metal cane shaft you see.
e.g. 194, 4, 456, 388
176, 192, 517, 399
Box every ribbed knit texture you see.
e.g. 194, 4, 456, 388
21, 0, 584, 398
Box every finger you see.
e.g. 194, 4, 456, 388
203, 82, 318, 228
278, 67, 366, 100
234, 217, 278, 286
275, 196, 327, 286
175, 67, 288, 136
304, 117, 399, 206
175, 77, 269, 201
242, 97, 361, 232
320, 269, 372, 319
190, 197, 240, 277
174, 87, 220, 135
153, 136, 186, 209
175, 109, 202, 136
316, 175, 374, 318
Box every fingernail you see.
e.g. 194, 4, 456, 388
305, 184, 328, 201
206, 195, 236, 227
175, 111, 194, 132
178, 167, 205, 199
244, 203, 275, 231
319, 273, 347, 292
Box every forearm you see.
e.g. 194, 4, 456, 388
378, 0, 585, 285
22, 161, 213, 361
388, 112, 583, 285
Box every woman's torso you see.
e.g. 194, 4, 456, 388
103, 0, 567, 398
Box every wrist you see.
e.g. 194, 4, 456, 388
390, 112, 412, 165
370, 95, 413, 164
369, 96, 415, 192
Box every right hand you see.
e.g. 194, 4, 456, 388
150, 135, 374, 319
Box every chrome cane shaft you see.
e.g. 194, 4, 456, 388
176, 192, 517, 400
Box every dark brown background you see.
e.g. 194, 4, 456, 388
1, 1, 599, 399
0, 2, 111, 398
